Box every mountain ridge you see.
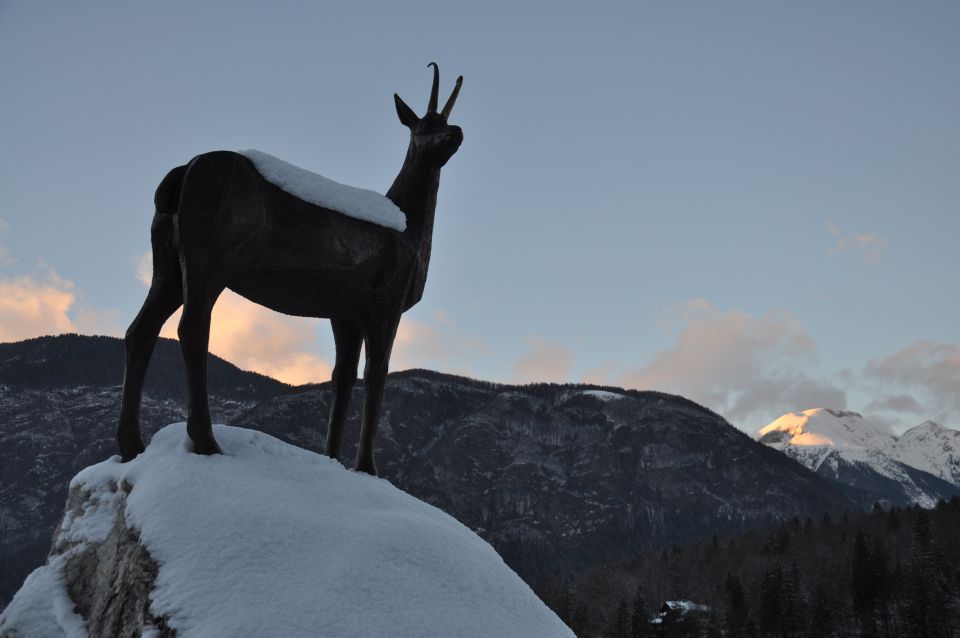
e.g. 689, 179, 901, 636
1, 335, 854, 609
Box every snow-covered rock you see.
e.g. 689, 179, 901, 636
239, 149, 407, 231
0, 423, 572, 638
758, 409, 960, 508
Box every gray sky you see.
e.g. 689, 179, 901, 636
1, 1, 958, 433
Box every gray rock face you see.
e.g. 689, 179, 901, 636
0, 480, 171, 638
55, 484, 169, 638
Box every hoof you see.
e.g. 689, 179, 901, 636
354, 458, 378, 476
190, 434, 223, 456
118, 433, 145, 463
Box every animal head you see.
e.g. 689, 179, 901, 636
394, 63, 463, 167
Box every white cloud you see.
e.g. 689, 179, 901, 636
134, 250, 153, 287
828, 222, 888, 266
864, 341, 960, 427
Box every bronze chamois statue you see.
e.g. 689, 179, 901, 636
118, 64, 463, 475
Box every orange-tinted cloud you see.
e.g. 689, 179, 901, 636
0, 265, 119, 341
158, 292, 332, 386
134, 250, 332, 385
390, 309, 488, 377
139, 251, 491, 383
593, 300, 846, 429
0, 269, 77, 340
512, 336, 574, 383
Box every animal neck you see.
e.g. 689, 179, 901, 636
387, 148, 442, 308
387, 149, 441, 245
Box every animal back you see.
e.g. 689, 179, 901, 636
239, 149, 407, 232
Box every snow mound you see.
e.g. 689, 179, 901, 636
0, 423, 572, 638
239, 149, 406, 231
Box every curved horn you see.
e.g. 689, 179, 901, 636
427, 62, 440, 113
441, 75, 463, 119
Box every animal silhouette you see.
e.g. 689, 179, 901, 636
118, 64, 463, 475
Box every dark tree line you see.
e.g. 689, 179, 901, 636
541, 497, 960, 637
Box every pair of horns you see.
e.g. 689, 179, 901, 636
427, 62, 462, 119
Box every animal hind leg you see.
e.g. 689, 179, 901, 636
324, 318, 363, 462
117, 259, 183, 461
177, 261, 225, 456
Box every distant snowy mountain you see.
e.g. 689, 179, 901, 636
758, 408, 960, 508
894, 420, 960, 487
0, 423, 572, 638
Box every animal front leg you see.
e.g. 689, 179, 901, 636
355, 315, 400, 475
325, 318, 363, 461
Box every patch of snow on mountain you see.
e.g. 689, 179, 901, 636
0, 423, 571, 638
581, 389, 626, 401
239, 149, 406, 231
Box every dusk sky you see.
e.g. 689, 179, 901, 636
1, 1, 957, 434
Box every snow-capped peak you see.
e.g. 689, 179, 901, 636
895, 420, 960, 487
757, 408, 896, 457
904, 420, 947, 434
757, 408, 960, 508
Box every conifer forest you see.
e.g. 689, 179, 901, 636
542, 497, 960, 637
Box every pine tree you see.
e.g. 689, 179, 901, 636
850, 530, 875, 633
630, 586, 651, 638
570, 603, 589, 637
783, 561, 805, 636
758, 563, 785, 636
556, 578, 572, 627
722, 573, 749, 637
607, 597, 629, 638
808, 579, 835, 638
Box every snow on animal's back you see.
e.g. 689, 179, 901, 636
239, 149, 406, 232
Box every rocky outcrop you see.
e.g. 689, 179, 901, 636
0, 480, 170, 638
56, 484, 169, 638
1, 423, 574, 638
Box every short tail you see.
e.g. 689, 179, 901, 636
149, 165, 189, 279
154, 165, 187, 217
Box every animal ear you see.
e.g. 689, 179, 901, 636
394, 94, 419, 128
